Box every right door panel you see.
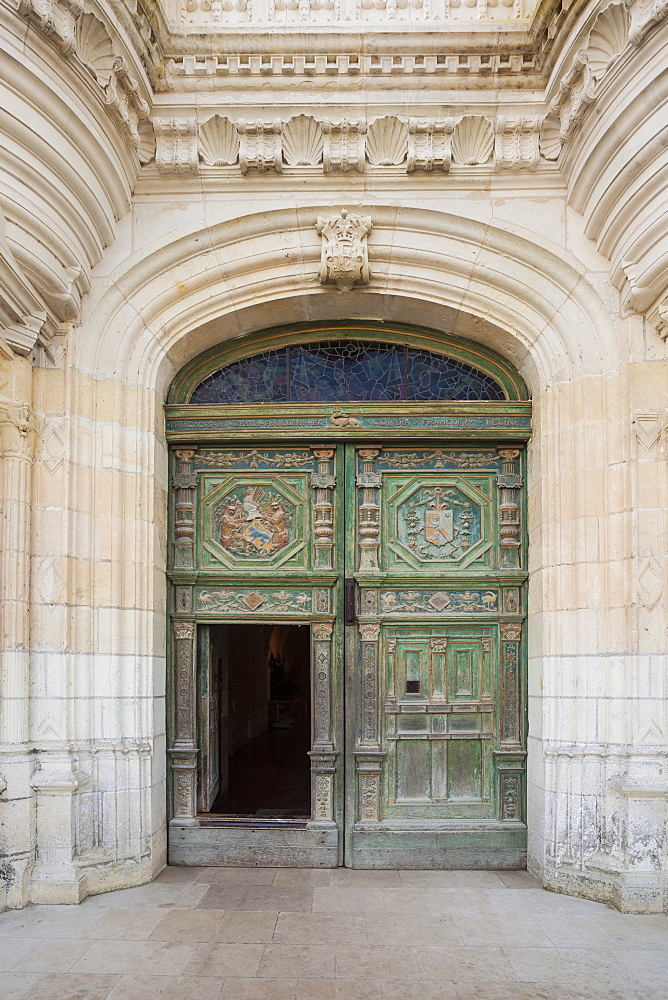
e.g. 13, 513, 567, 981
347, 444, 527, 869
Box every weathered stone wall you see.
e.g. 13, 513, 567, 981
1, 0, 667, 911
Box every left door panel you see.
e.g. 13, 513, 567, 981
168, 444, 343, 867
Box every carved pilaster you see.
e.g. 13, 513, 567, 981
310, 448, 336, 569
311, 621, 334, 751
497, 448, 523, 568
308, 751, 337, 823
169, 619, 198, 824
494, 750, 526, 822
172, 448, 198, 570
356, 448, 382, 572
356, 752, 385, 823
499, 621, 522, 748
0, 402, 36, 746
358, 622, 381, 749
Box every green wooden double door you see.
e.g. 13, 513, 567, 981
168, 440, 527, 868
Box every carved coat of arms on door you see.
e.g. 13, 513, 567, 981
214, 485, 292, 557
399, 486, 478, 560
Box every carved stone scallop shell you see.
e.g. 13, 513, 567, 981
367, 116, 408, 166
451, 115, 494, 165
587, 2, 630, 82
199, 115, 239, 166
538, 110, 562, 161
76, 13, 116, 87
283, 115, 323, 166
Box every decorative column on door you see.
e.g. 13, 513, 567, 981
309, 621, 337, 823
356, 621, 385, 823
357, 448, 382, 572
310, 447, 336, 570
168, 619, 198, 825
497, 448, 523, 568
495, 620, 525, 821
172, 448, 198, 569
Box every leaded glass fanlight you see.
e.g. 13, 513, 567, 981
189, 340, 506, 404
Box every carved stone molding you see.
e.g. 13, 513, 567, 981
627, 0, 668, 44
316, 210, 372, 292
155, 118, 199, 174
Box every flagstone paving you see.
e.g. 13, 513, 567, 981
0, 867, 666, 1000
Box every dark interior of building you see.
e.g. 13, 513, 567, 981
205, 623, 311, 818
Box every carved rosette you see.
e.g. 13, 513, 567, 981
310, 448, 336, 569
172, 448, 198, 569
168, 619, 198, 824
497, 448, 523, 568
356, 448, 382, 571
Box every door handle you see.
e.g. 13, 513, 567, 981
344, 578, 356, 626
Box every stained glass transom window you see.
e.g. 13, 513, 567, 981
189, 341, 505, 404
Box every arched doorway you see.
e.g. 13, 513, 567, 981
166, 321, 530, 868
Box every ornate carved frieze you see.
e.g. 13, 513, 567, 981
195, 587, 314, 613
238, 120, 283, 174
322, 119, 367, 173
155, 118, 199, 174
380, 590, 500, 614
316, 210, 372, 292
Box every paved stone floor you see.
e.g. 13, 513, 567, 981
1, 867, 667, 1000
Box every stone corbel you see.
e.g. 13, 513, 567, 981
17, 0, 84, 55
0, 403, 38, 459
322, 119, 367, 173
494, 116, 542, 171
155, 118, 200, 175
238, 120, 283, 174
407, 117, 453, 173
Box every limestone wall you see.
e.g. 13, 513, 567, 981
0, 0, 667, 912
